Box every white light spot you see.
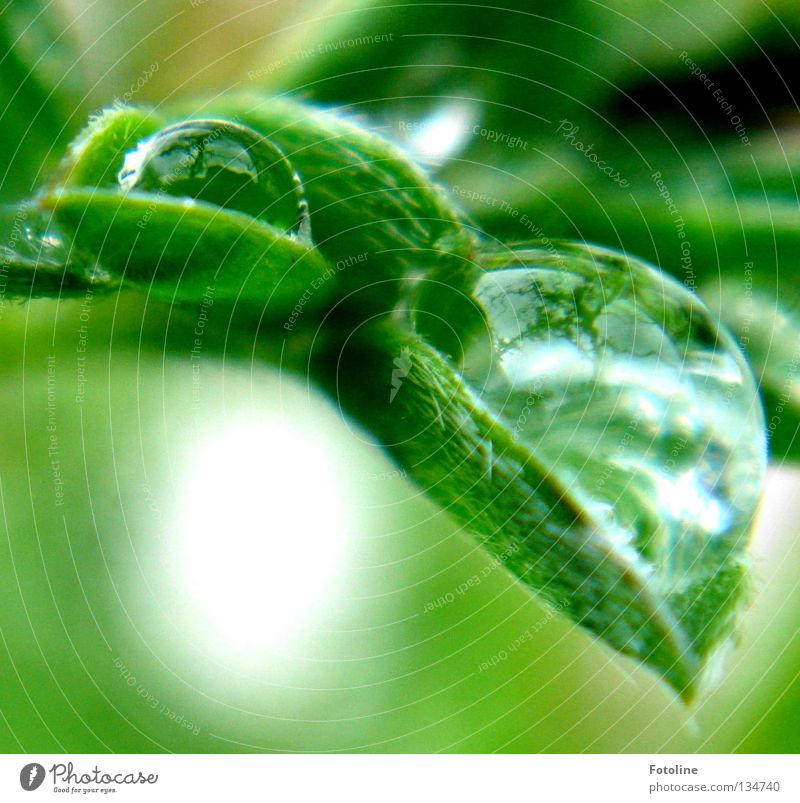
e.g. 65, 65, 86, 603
175, 418, 349, 655
502, 339, 594, 388
407, 102, 474, 161
655, 469, 730, 535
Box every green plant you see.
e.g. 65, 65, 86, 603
3, 94, 766, 702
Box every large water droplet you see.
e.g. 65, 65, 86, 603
411, 242, 766, 596
118, 119, 309, 236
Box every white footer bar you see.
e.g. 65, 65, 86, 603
0, 754, 796, 801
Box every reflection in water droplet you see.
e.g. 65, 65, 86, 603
118, 119, 310, 237
412, 243, 766, 598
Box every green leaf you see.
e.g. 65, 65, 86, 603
53, 105, 168, 190
315, 242, 766, 700
42, 187, 331, 312
20, 98, 475, 315
0, 0, 89, 201
172, 94, 478, 304
28, 105, 332, 312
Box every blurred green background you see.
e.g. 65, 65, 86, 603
1, 0, 799, 753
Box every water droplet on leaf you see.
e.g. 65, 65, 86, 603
118, 119, 309, 237
411, 242, 766, 680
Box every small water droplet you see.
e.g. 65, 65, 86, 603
1, 204, 71, 268
118, 119, 310, 237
